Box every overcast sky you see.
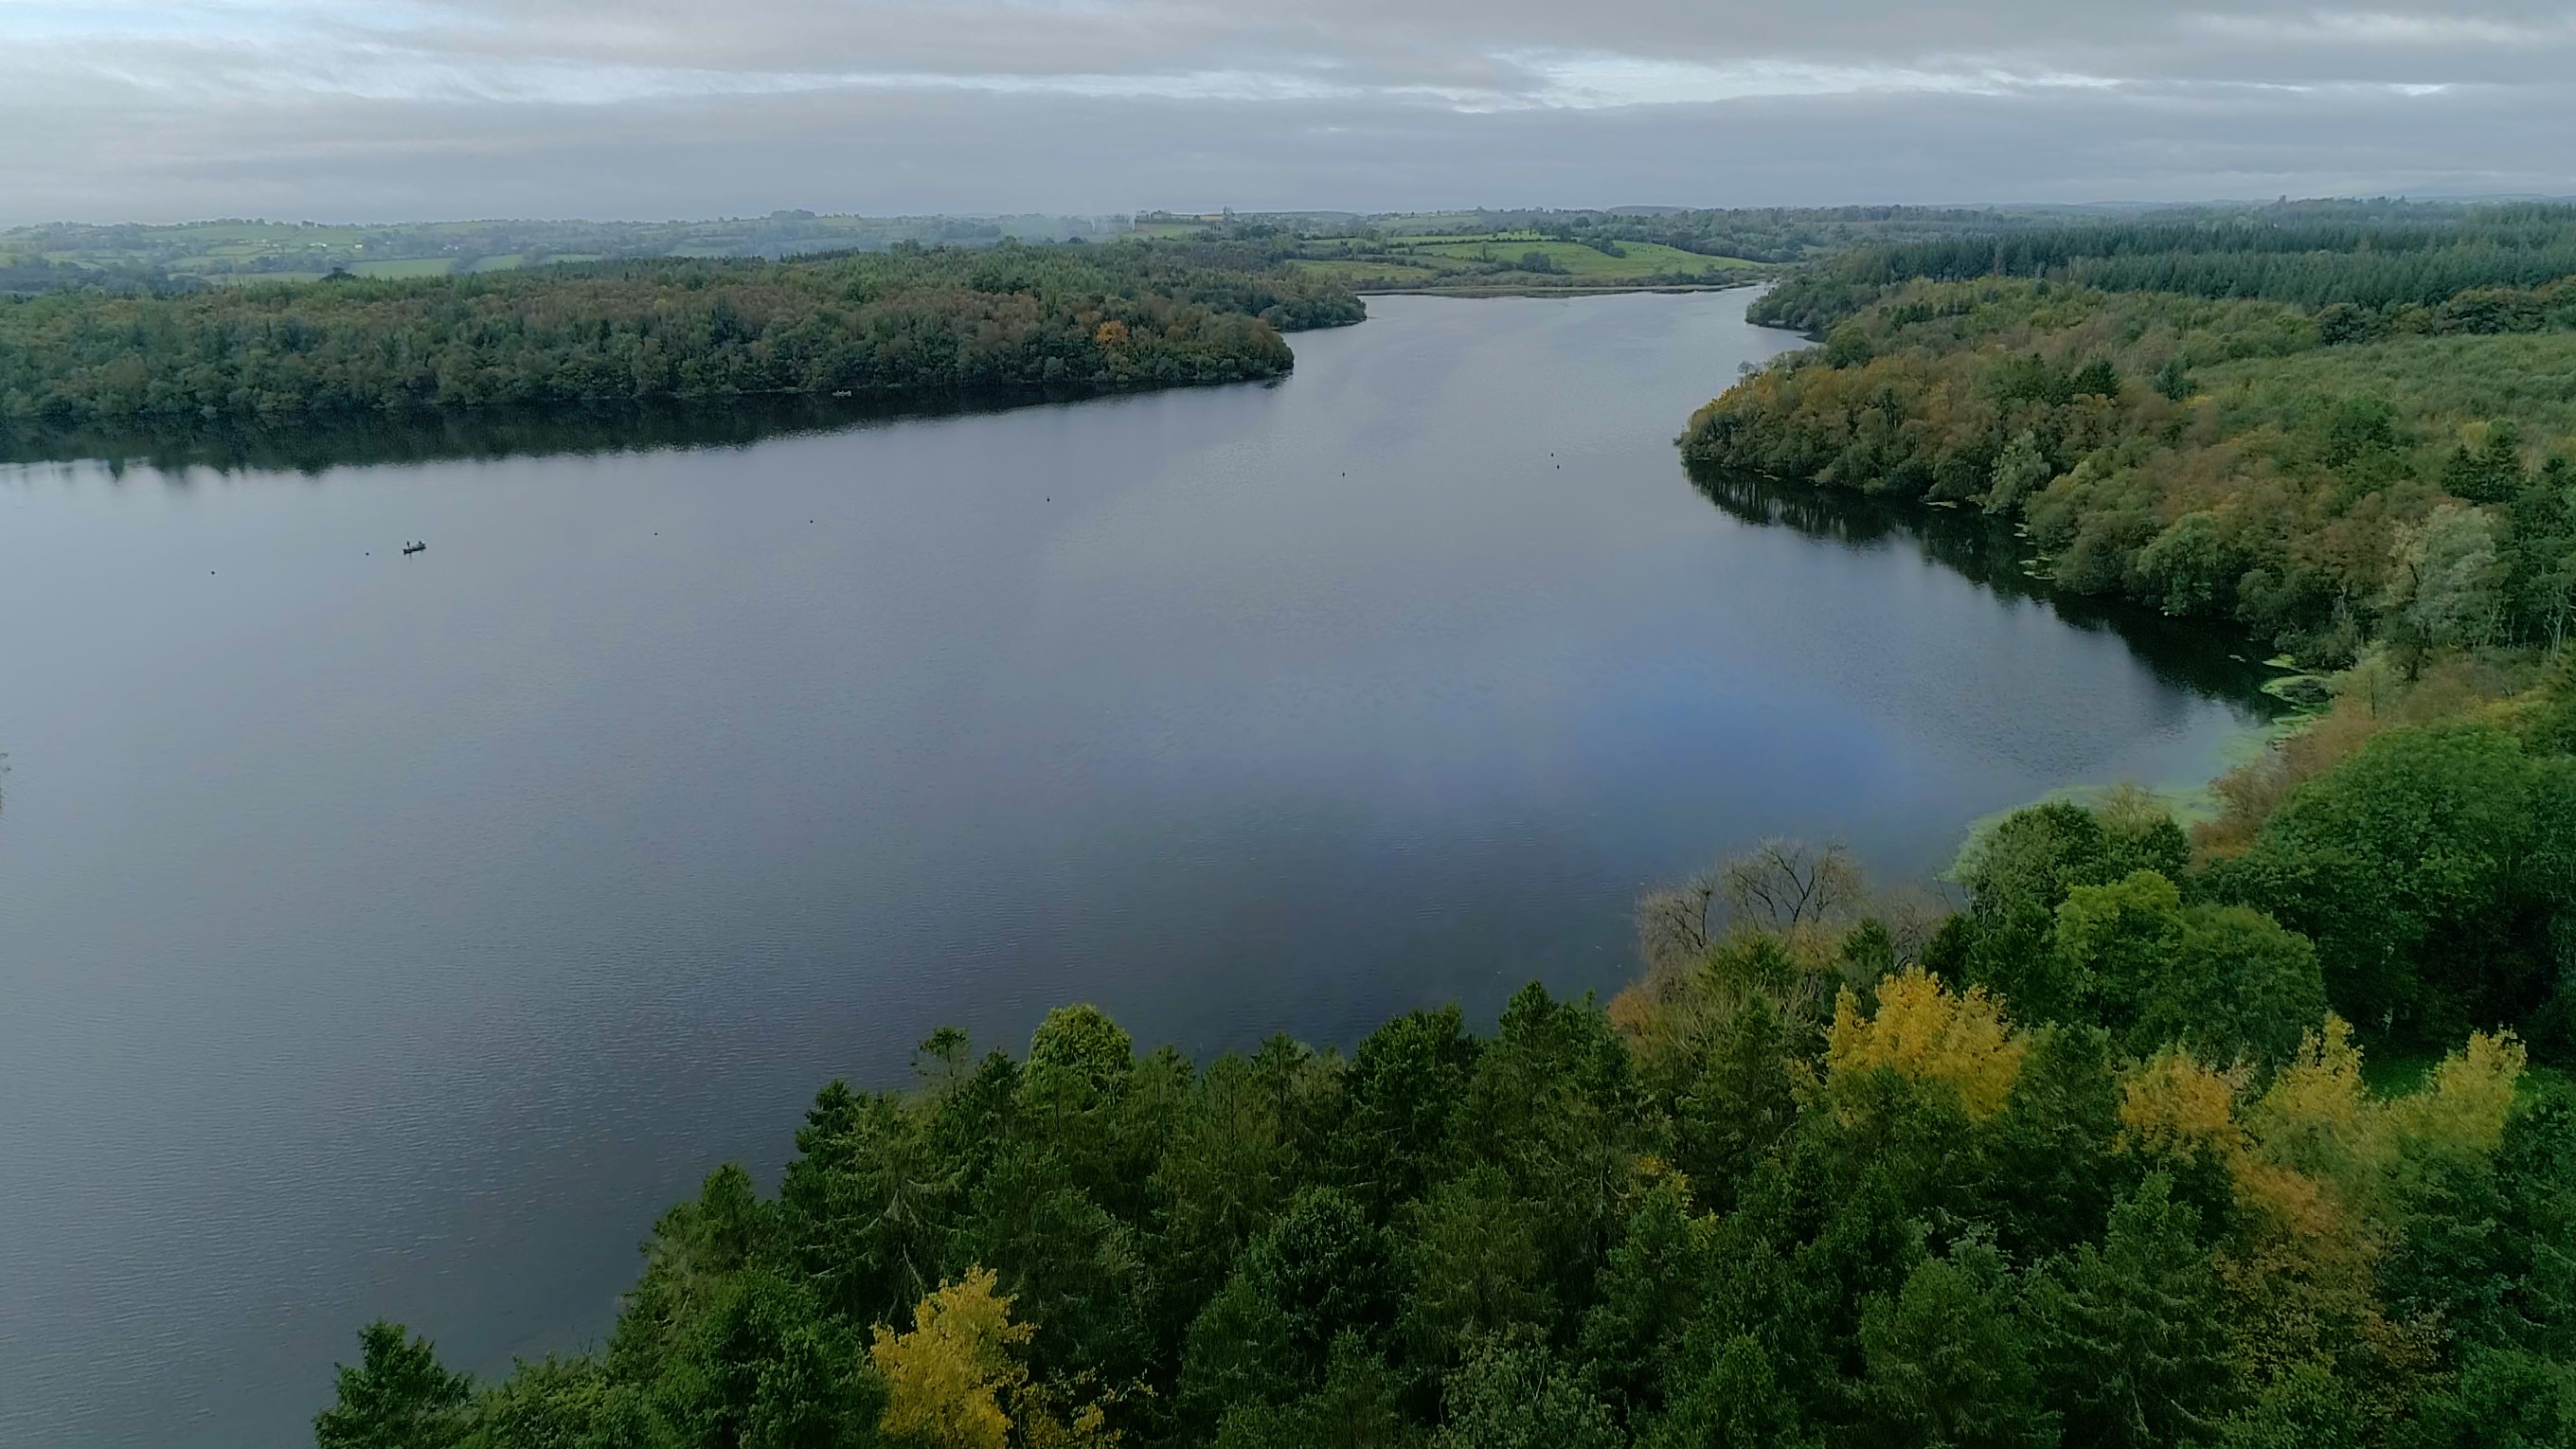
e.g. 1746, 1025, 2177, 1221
5, 1, 2571, 224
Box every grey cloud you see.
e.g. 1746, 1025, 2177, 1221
6, 1, 2570, 222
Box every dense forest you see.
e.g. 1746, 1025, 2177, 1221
304, 206, 2576, 1446
0, 241, 1363, 432
0, 253, 192, 296
1186, 206, 2090, 265
317, 657, 2576, 1448
1546, 205, 2074, 264
1684, 210, 2576, 665
1746, 202, 2576, 325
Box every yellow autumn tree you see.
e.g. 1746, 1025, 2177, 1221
2385, 1029, 2525, 1156
871, 1267, 1126, 1449
2117, 1032, 2378, 1381
1824, 966, 2029, 1118
1013, 1384, 1118, 1449
2118, 1046, 2247, 1164
2116, 1021, 2527, 1392
872, 1267, 1031, 1449
2245, 1016, 2392, 1204
2126, 1016, 2526, 1218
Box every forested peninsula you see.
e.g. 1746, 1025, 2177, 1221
1685, 205, 2576, 667
0, 241, 1363, 434
314, 206, 2576, 1449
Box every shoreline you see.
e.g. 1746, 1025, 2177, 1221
1355, 277, 1767, 299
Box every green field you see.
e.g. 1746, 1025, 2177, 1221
195, 255, 585, 283
1281, 236, 1761, 291
1368, 212, 1500, 235
1384, 230, 1550, 246
1284, 258, 1446, 283
1393, 239, 1756, 277
350, 258, 458, 279
7, 208, 1777, 297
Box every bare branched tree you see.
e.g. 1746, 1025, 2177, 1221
1721, 839, 1864, 933
1874, 885, 1952, 965
1635, 869, 1724, 989
1635, 837, 1871, 993
1622, 838, 1900, 1071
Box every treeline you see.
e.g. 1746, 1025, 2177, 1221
1254, 202, 2550, 273
0, 391, 1052, 476
0, 241, 1363, 431
1231, 206, 2077, 265
316, 666, 2576, 1448
0, 254, 194, 298
1558, 205, 2065, 264
4, 213, 1130, 286
1690, 275, 2576, 662
1753, 203, 2576, 331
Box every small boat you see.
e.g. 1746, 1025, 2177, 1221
402, 541, 425, 555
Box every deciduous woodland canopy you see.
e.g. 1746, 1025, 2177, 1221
0, 241, 1364, 429
1687, 206, 2576, 667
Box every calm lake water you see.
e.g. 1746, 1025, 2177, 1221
0, 292, 2266, 1447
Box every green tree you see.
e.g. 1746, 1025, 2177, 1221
1178, 1273, 1304, 1433
2383, 504, 2505, 657
2207, 724, 2564, 1045
780, 1079, 960, 1330
460, 1356, 651, 1449
2441, 426, 2530, 505
2399, 1346, 2576, 1449
1640, 1334, 1820, 1449
2138, 512, 2243, 617
1980, 431, 2054, 512
2053, 872, 2326, 1066
1673, 996, 1800, 1210
2217, 1361, 2365, 1449
1857, 1240, 2054, 1449
1578, 1175, 1714, 1421
2505, 456, 2576, 652
1444, 984, 1639, 1325
1242, 1187, 1395, 1370
2028, 1175, 2238, 1448
1213, 1335, 1420, 1449
1330, 1008, 1478, 1214
1393, 1164, 1549, 1373
1823, 325, 1874, 368
1939, 802, 2119, 1023
1146, 1037, 1343, 1351
315, 1322, 474, 1449
1431, 1330, 1618, 1449
1981, 1026, 2122, 1257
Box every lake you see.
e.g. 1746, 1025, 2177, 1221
0, 292, 2267, 1447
